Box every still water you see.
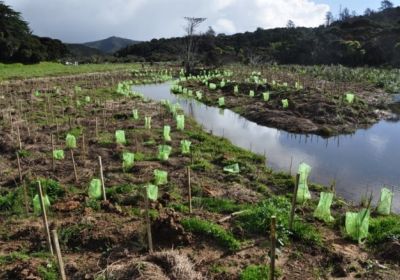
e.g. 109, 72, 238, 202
134, 83, 400, 212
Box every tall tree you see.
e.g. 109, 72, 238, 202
183, 17, 206, 75
286, 20, 295, 28
325, 12, 334, 26
380, 0, 394, 10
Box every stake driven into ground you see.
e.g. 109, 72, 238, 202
0, 64, 399, 280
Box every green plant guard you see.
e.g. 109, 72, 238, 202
158, 145, 172, 161
218, 97, 225, 107
34, 90, 41, 97
85, 96, 91, 103
181, 140, 191, 154
154, 169, 168, 185
122, 152, 135, 171
262, 92, 270, 101
209, 83, 217, 90
313, 192, 334, 222
282, 99, 289, 108
163, 125, 171, 141
146, 184, 158, 201
188, 90, 193, 96
220, 81, 226, 88
376, 187, 393, 215
345, 208, 370, 243
345, 92, 355, 103
88, 179, 102, 200
176, 114, 185, 130
296, 163, 311, 204
53, 150, 64, 160
234, 85, 239, 94
183, 88, 188, 95
249, 90, 255, 97
145, 116, 152, 129
196, 91, 202, 99
132, 109, 139, 120
223, 163, 240, 174
115, 130, 126, 145
33, 194, 50, 215
65, 134, 76, 149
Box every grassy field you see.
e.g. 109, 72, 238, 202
0, 62, 138, 81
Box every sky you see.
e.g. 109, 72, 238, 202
3, 0, 400, 43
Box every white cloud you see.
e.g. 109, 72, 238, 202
215, 18, 236, 33
3, 0, 330, 42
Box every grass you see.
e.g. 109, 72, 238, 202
0, 62, 137, 81
192, 197, 246, 214
367, 215, 400, 245
181, 217, 241, 251
236, 196, 322, 246
240, 265, 270, 280
37, 260, 59, 280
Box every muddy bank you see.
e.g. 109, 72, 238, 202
178, 79, 395, 137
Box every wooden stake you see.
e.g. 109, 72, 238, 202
270, 215, 276, 280
37, 181, 54, 255
187, 166, 192, 214
81, 134, 86, 159
95, 117, 99, 139
70, 149, 78, 183
17, 125, 22, 150
51, 134, 55, 172
16, 152, 23, 182
144, 188, 153, 253
98, 156, 106, 201
51, 230, 67, 280
17, 152, 29, 215
289, 173, 300, 231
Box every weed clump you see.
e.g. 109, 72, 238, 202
182, 217, 241, 251
240, 265, 270, 280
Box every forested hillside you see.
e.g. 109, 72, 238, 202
117, 6, 400, 67
0, 1, 68, 63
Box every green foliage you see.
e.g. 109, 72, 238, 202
236, 196, 322, 246
37, 260, 59, 280
192, 197, 245, 214
29, 178, 65, 202
0, 251, 29, 265
240, 265, 270, 280
85, 198, 101, 211
59, 223, 93, 250
182, 217, 241, 251
367, 215, 400, 245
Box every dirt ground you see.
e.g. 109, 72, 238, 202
179, 76, 396, 137
0, 72, 399, 279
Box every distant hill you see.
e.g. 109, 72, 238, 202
117, 6, 400, 67
0, 2, 68, 63
83, 36, 140, 54
66, 43, 104, 58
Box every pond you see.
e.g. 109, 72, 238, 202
134, 83, 400, 212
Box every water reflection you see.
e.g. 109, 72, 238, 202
134, 83, 400, 212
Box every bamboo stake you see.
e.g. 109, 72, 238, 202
187, 166, 192, 214
51, 134, 55, 172
51, 230, 66, 280
17, 152, 29, 215
95, 117, 99, 139
70, 149, 78, 183
37, 181, 54, 255
270, 216, 276, 280
289, 173, 300, 231
17, 125, 22, 150
98, 156, 106, 201
144, 187, 153, 253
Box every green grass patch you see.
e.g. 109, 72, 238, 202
240, 265, 270, 280
0, 62, 137, 81
182, 217, 241, 251
236, 196, 322, 246
367, 215, 400, 245
192, 197, 246, 214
